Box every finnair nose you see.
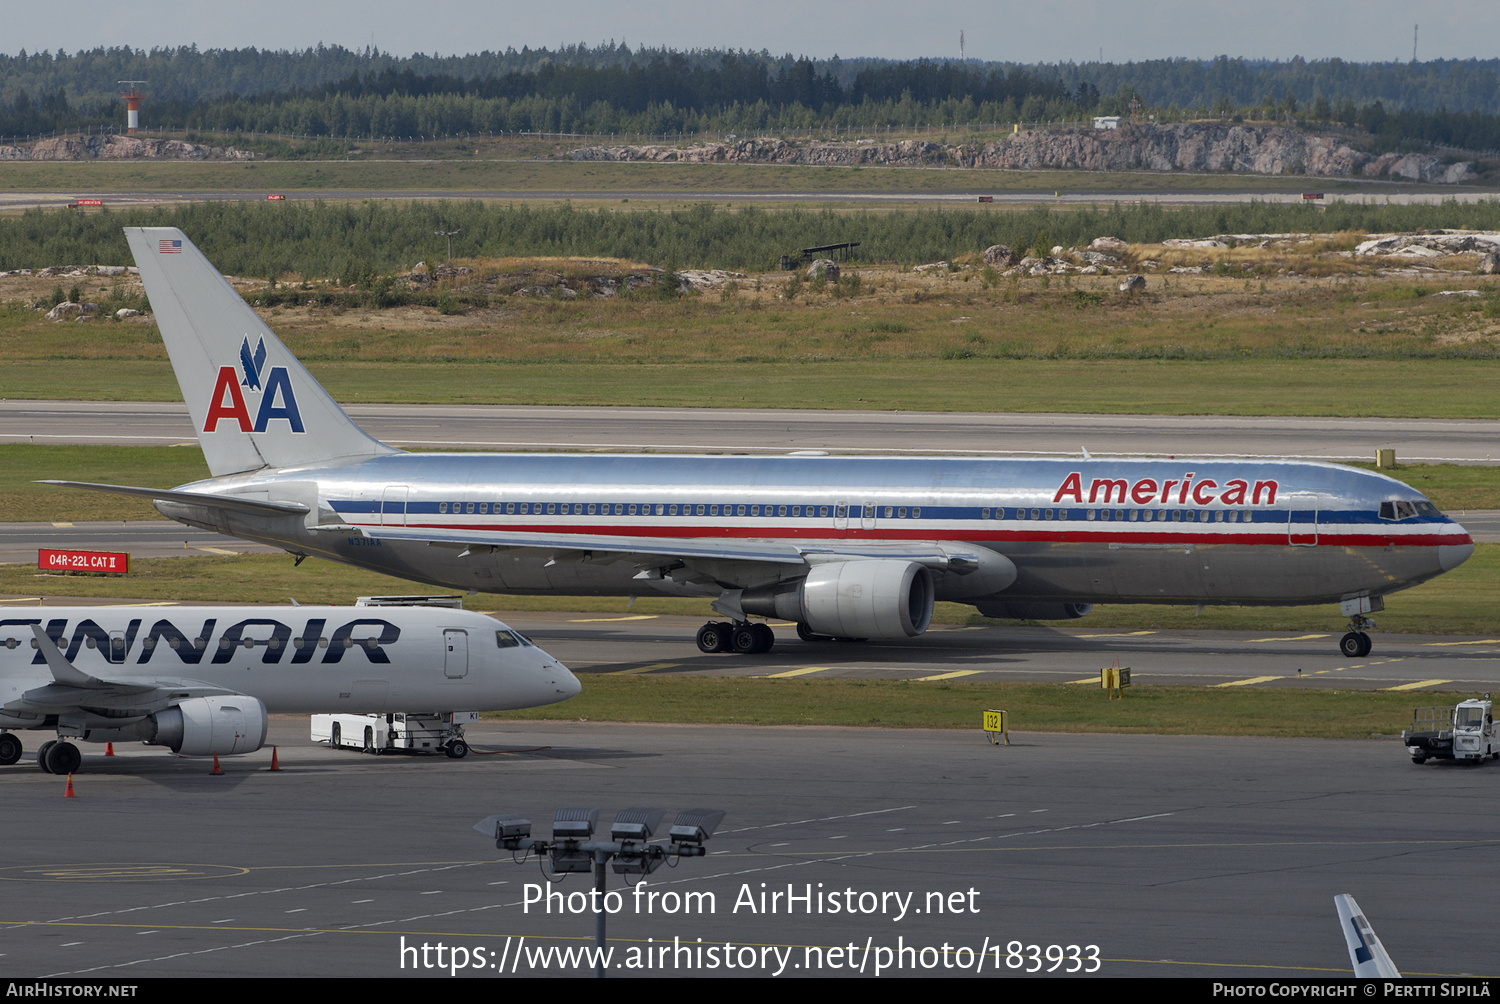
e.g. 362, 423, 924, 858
553, 661, 582, 700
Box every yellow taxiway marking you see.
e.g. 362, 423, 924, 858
50, 522, 74, 528
0, 597, 42, 603
914, 670, 985, 681
191, 546, 242, 555
1075, 631, 1156, 638
1212, 675, 1284, 688
765, 666, 831, 679
1424, 639, 1500, 647
612, 662, 678, 675
1383, 680, 1453, 691
1246, 634, 1331, 643
568, 615, 659, 623
1065, 677, 1102, 684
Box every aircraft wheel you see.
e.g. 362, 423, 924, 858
1339, 632, 1364, 658
732, 624, 762, 654
1357, 632, 1373, 657
46, 741, 81, 775
36, 739, 57, 774
446, 740, 469, 760
696, 622, 731, 653
0, 733, 21, 766
752, 623, 775, 653
331, 723, 342, 748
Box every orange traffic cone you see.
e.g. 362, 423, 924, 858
105, 743, 114, 757
269, 746, 280, 772
64, 773, 76, 797
211, 753, 222, 775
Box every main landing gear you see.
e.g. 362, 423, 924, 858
1340, 614, 1375, 659
696, 621, 775, 654
34, 738, 82, 775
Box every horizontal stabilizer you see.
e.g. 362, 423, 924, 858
38, 481, 308, 517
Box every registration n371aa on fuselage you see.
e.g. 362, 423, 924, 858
45, 228, 1474, 660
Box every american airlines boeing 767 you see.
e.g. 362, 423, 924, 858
45, 228, 1474, 659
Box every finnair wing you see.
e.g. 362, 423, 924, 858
1335, 894, 1400, 978
356, 524, 992, 572
12, 626, 237, 715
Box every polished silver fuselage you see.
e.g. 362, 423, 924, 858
160, 453, 1473, 608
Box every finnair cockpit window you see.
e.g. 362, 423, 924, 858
496, 629, 534, 649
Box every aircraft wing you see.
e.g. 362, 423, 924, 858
7, 625, 239, 717
355, 525, 991, 572
1335, 894, 1400, 978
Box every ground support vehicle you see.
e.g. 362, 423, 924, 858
311, 711, 478, 758
1403, 698, 1497, 764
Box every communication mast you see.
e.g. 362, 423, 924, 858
118, 81, 146, 134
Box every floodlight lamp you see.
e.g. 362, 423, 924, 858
668, 808, 726, 845
552, 807, 599, 841
611, 807, 666, 842
474, 814, 531, 846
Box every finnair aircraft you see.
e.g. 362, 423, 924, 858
0, 604, 579, 774
48, 228, 1473, 659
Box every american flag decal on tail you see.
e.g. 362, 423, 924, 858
158, 239, 182, 254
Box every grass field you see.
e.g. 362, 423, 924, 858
483, 675, 1456, 738
0, 157, 1401, 197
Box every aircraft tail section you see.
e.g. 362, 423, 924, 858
124, 227, 397, 477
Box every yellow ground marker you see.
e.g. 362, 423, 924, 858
1247, 634, 1331, 643
568, 615, 659, 623
1076, 631, 1156, 638
1382, 680, 1452, 691
765, 666, 831, 679
1212, 675, 1284, 688
1065, 677, 1101, 684
611, 662, 679, 675
1424, 639, 1500, 647
51, 522, 74, 528
191, 546, 242, 555
914, 670, 985, 681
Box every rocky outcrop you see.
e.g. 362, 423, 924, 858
0, 134, 252, 161
569, 124, 1478, 183
1353, 231, 1500, 256
805, 259, 839, 281
982, 244, 1015, 267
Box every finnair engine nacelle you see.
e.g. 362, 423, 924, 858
742, 560, 935, 639
134, 696, 270, 756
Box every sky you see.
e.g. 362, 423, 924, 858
6, 0, 1498, 64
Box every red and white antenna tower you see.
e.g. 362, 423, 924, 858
118, 81, 146, 134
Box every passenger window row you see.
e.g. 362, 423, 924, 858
428, 501, 1260, 522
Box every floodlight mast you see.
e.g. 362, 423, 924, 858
474, 807, 725, 978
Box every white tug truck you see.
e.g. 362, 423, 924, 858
310, 595, 479, 759
1402, 696, 1497, 764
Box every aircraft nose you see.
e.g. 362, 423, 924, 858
1439, 542, 1474, 572
554, 662, 582, 700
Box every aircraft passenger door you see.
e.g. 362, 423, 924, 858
861, 499, 877, 531
443, 629, 469, 679
834, 501, 849, 531
382, 485, 409, 527
1287, 492, 1319, 546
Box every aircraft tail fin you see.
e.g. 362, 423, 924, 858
1335, 894, 1400, 978
124, 227, 397, 477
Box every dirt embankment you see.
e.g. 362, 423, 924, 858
0, 134, 253, 161
570, 123, 1479, 184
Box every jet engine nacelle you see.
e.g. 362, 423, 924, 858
973, 600, 1093, 620
140, 695, 269, 756
743, 560, 934, 639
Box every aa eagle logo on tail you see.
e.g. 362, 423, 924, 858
202, 336, 305, 434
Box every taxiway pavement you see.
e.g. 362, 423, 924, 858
2, 718, 1494, 978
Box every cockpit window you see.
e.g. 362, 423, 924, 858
496, 630, 527, 649
1380, 500, 1439, 520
